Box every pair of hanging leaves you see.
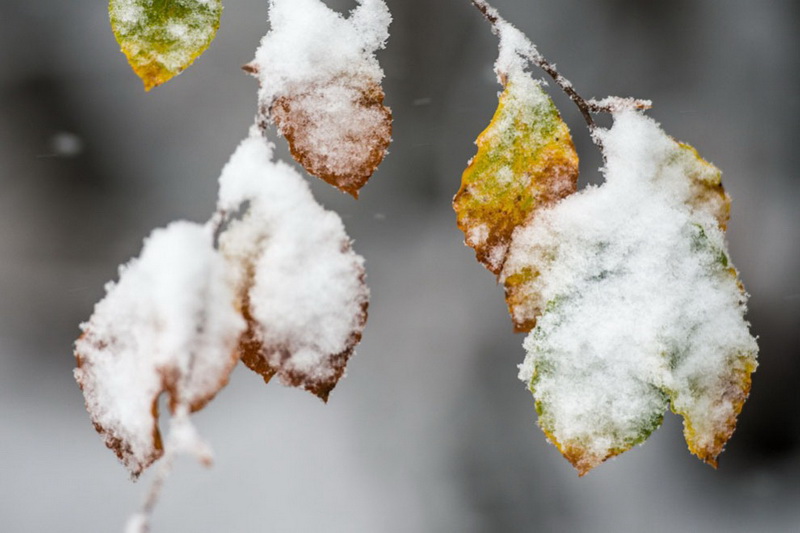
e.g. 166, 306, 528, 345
75, 134, 369, 477
454, 10, 757, 476
111, 0, 392, 197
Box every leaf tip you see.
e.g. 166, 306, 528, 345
242, 62, 259, 75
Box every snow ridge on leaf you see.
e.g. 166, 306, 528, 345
249, 0, 392, 197
110, 0, 222, 91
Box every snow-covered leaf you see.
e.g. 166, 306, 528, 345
503, 111, 758, 475
216, 132, 369, 401
74, 222, 244, 477
110, 0, 222, 90
249, 0, 392, 197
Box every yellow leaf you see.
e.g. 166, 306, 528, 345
454, 75, 578, 330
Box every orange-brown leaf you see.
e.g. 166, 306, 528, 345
262, 77, 392, 198
216, 135, 371, 401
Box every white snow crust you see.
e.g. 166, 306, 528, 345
252, 0, 390, 105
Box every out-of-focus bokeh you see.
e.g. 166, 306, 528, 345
1, 0, 798, 531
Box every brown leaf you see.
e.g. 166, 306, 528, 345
237, 276, 369, 403
262, 76, 392, 198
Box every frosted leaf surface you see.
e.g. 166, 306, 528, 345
250, 0, 392, 197
217, 131, 369, 401
504, 110, 757, 474
110, 0, 222, 90
74, 222, 244, 477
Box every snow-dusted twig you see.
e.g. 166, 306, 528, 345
125, 406, 213, 533
470, 0, 651, 144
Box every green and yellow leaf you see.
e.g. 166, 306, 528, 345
524, 297, 670, 476
454, 76, 579, 284
109, 0, 223, 90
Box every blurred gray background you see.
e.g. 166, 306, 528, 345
1, 0, 798, 531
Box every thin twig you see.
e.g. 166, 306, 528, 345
472, 0, 499, 25
126, 283, 218, 532
470, 0, 650, 143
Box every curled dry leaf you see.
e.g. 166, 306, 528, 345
249, 0, 392, 197
216, 133, 370, 401
109, 0, 222, 91
505, 111, 757, 475
74, 222, 244, 477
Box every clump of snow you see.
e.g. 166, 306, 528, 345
165, 405, 213, 466
495, 20, 539, 83
249, 0, 392, 195
124, 513, 148, 533
74, 222, 244, 477
504, 110, 758, 472
217, 129, 369, 398
588, 96, 654, 113
251, 0, 390, 105
469, 0, 542, 86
